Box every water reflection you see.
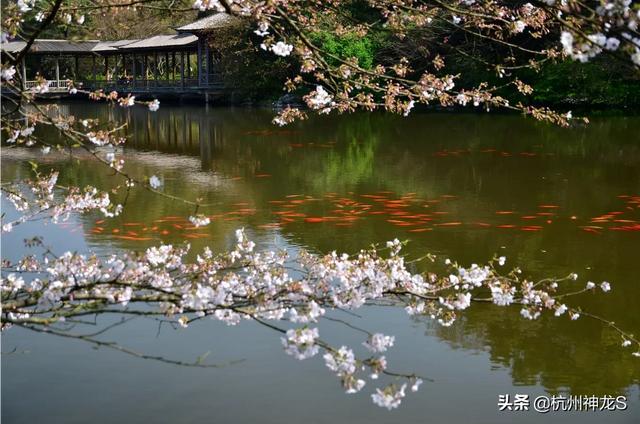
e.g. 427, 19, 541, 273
2, 103, 639, 423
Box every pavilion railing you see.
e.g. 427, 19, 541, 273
87, 78, 224, 91
24, 80, 71, 91
23, 78, 224, 93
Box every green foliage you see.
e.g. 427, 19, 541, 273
207, 24, 295, 101
310, 31, 385, 70
441, 52, 640, 108
527, 59, 640, 107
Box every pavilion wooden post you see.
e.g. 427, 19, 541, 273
121, 53, 126, 87
21, 57, 27, 90
165, 52, 170, 83
132, 54, 136, 88
104, 55, 109, 84
180, 51, 185, 89
204, 42, 210, 86
92, 55, 96, 88
113, 55, 118, 85
197, 38, 202, 86
74, 56, 79, 80
172, 52, 176, 84
143, 54, 148, 88
186, 53, 191, 82
154, 51, 159, 87
55, 56, 60, 88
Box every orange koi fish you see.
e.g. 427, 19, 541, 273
113, 235, 154, 241
303, 217, 325, 223
258, 223, 281, 229
610, 224, 640, 231
335, 216, 355, 222
283, 213, 306, 218
520, 226, 543, 231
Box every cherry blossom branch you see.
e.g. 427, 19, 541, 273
18, 322, 243, 368
2, 231, 638, 408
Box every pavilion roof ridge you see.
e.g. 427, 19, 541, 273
113, 33, 198, 51
32, 38, 101, 42
175, 12, 241, 33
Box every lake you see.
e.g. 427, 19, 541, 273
2, 102, 639, 423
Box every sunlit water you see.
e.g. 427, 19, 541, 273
2, 103, 639, 423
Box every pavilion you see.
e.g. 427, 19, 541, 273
0, 13, 239, 98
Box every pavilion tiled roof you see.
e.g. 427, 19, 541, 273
116, 34, 198, 50
1, 39, 99, 54
176, 13, 240, 32
0, 14, 238, 56
1, 40, 26, 53
92, 39, 140, 52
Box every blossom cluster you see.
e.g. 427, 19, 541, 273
2, 230, 638, 409
1, 171, 122, 234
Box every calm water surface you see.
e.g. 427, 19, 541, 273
2, 103, 639, 423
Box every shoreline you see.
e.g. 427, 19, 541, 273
22, 95, 640, 118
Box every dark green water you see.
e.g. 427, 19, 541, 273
2, 103, 639, 423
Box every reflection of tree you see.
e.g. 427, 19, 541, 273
423, 306, 640, 396
284, 114, 381, 192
